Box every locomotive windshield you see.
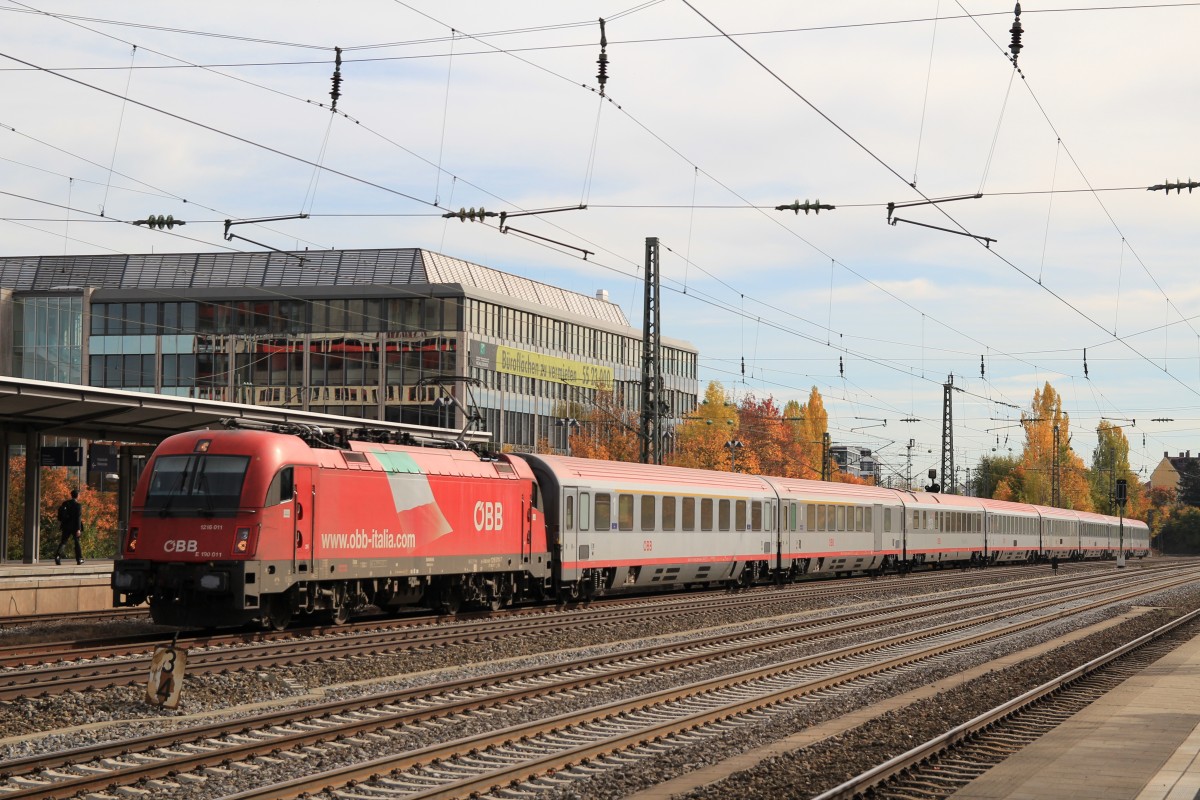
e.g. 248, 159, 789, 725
144, 454, 251, 516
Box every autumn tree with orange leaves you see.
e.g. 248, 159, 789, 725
5, 457, 119, 561
993, 383, 1093, 510
670, 382, 744, 472
563, 389, 641, 463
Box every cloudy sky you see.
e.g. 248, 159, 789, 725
2, 1, 1198, 483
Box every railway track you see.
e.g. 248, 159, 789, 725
0, 563, 1167, 699
814, 607, 1200, 800
0, 564, 1191, 800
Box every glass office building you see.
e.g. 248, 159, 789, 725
0, 249, 699, 451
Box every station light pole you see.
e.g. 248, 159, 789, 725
556, 417, 580, 457
725, 439, 744, 472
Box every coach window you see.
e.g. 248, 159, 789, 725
701, 498, 714, 531
641, 496, 656, 531
884, 508, 892, 533
718, 499, 731, 532
816, 505, 826, 531
737, 500, 748, 531
912, 510, 919, 530
854, 507, 864, 532
791, 503, 799, 532
265, 467, 294, 506
836, 506, 846, 532
663, 497, 676, 531
682, 497, 696, 531
595, 493, 611, 532
580, 493, 590, 531
806, 504, 815, 531
565, 495, 575, 531
619, 494, 634, 531
751, 501, 762, 531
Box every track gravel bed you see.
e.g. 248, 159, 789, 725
533, 584, 1200, 800
0, 562, 1186, 800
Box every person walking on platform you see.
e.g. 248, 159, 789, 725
1051, 555, 1060, 575
54, 489, 83, 566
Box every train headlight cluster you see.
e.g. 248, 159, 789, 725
235, 528, 251, 554
126, 527, 139, 554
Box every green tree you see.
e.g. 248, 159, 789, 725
1089, 422, 1144, 518
1157, 505, 1200, 554
1176, 457, 1200, 507
974, 454, 1020, 499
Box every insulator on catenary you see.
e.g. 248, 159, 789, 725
775, 199, 835, 215
1148, 179, 1199, 194
133, 214, 185, 230
1084, 348, 1089, 378
596, 18, 609, 97
980, 355, 985, 378
330, 46, 343, 112
1009, 3, 1023, 65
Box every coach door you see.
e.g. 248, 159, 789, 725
292, 466, 316, 575
560, 487, 582, 579
873, 505, 883, 553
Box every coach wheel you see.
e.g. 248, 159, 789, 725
264, 596, 292, 631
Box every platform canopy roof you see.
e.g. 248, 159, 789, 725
0, 376, 490, 446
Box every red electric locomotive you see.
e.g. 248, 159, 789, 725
112, 429, 551, 628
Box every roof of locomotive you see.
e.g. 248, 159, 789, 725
149, 429, 531, 481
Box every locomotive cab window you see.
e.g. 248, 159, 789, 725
144, 453, 250, 516
265, 467, 294, 506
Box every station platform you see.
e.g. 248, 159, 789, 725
953, 630, 1200, 800
0, 561, 115, 618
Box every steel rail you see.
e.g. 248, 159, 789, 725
199, 572, 1200, 800
4, 569, 1188, 800
810, 605, 1200, 800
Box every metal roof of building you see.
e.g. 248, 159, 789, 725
0, 248, 630, 327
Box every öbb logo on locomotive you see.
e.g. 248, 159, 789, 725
473, 500, 504, 531
162, 539, 198, 554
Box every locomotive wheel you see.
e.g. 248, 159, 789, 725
263, 596, 292, 631
332, 600, 352, 626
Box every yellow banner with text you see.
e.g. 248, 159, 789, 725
495, 345, 614, 389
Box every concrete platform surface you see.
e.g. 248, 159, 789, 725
0, 561, 115, 618
953, 630, 1200, 800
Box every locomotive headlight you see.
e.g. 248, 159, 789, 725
126, 527, 139, 554
199, 573, 227, 591
235, 527, 251, 553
